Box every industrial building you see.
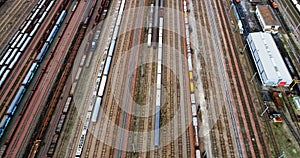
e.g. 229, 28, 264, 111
247, 32, 292, 87
255, 5, 280, 34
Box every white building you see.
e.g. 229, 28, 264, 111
247, 32, 292, 87
256, 5, 280, 34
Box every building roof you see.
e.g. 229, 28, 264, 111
248, 32, 292, 85
256, 5, 280, 26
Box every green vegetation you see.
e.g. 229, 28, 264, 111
272, 123, 300, 158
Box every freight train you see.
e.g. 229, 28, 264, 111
0, 0, 56, 88
75, 0, 126, 157
154, 9, 164, 147
147, 4, 154, 47
183, 1, 201, 157
46, 97, 71, 156
0, 5, 65, 140
94, 0, 112, 23
0, 0, 60, 139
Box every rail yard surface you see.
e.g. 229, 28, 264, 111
0, 0, 300, 158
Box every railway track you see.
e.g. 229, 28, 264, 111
8, 1, 85, 157
115, 0, 148, 156
214, 0, 270, 157
273, 3, 300, 78
145, 47, 157, 158
159, 0, 193, 157
179, 1, 192, 157
170, 1, 180, 157
281, 114, 300, 146
0, 1, 69, 156
281, 92, 300, 147
0, 0, 37, 52
81, 0, 137, 157
212, 0, 255, 156
278, 0, 300, 32
0, 0, 65, 115
161, 1, 171, 157
191, 0, 238, 156
54, 105, 78, 157
116, 1, 138, 157
126, 5, 162, 156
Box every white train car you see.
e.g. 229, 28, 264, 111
8, 52, 21, 69
188, 53, 193, 71
30, 8, 40, 21
75, 112, 91, 157
79, 54, 86, 67
75, 67, 82, 81
192, 116, 198, 127
0, 66, 6, 77
72, 1, 78, 12
108, 40, 116, 57
9, 31, 20, 45
21, 21, 32, 34
157, 74, 161, 90
30, 23, 40, 37
196, 149, 201, 158
103, 57, 112, 75
147, 34, 152, 47
191, 104, 197, 117
0, 70, 10, 88
147, 4, 154, 47
20, 37, 31, 52
157, 61, 161, 74
97, 76, 107, 97
56, 10, 66, 26
158, 46, 162, 61
296, 4, 300, 13
46, 1, 55, 12
0, 49, 12, 66
16, 33, 28, 48
5, 49, 18, 66
38, 0, 46, 9
70, 82, 77, 96
91, 97, 102, 122
291, 0, 298, 5
63, 97, 72, 114
38, 12, 48, 24
11, 34, 23, 48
